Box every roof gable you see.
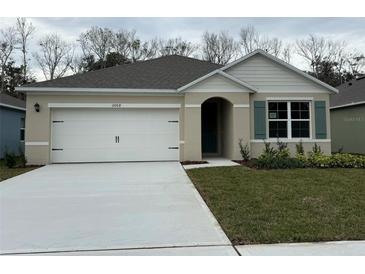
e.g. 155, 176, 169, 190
222, 49, 338, 94
178, 70, 257, 92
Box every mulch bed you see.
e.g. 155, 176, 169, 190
180, 161, 209, 165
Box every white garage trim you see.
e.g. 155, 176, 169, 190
25, 142, 49, 146
48, 103, 181, 109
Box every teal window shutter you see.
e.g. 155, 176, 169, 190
315, 101, 327, 139
254, 101, 266, 139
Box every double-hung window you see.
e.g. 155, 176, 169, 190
268, 101, 310, 139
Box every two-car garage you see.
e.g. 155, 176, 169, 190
50, 106, 180, 163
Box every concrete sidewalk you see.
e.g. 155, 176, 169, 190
236, 241, 365, 256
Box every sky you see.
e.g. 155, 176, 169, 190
1, 17, 365, 81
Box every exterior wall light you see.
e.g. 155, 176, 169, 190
34, 103, 40, 112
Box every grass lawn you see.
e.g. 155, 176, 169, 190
0, 159, 40, 182
187, 166, 365, 245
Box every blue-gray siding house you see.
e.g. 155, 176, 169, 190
0, 93, 26, 158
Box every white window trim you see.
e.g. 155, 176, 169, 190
266, 100, 312, 141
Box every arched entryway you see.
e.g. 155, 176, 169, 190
201, 97, 233, 158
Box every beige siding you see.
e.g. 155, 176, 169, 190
184, 74, 252, 93
226, 54, 327, 93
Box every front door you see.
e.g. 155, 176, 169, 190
202, 102, 218, 154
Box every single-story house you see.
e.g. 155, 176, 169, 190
0, 93, 26, 158
330, 76, 365, 154
17, 49, 337, 165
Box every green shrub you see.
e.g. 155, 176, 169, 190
295, 140, 304, 156
18, 149, 27, 168
4, 151, 17, 168
257, 140, 303, 169
238, 139, 250, 161
277, 140, 290, 158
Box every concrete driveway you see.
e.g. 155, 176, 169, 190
0, 162, 235, 255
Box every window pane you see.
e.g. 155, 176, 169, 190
291, 121, 309, 138
269, 121, 287, 138
278, 102, 287, 111
291, 102, 309, 120
291, 102, 300, 110
291, 111, 300, 119
278, 110, 287, 119
301, 111, 309, 119
268, 102, 287, 120
300, 102, 309, 111
20, 129, 25, 141
20, 117, 25, 128
268, 102, 277, 111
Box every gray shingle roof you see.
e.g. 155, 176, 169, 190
0, 93, 26, 109
330, 77, 365, 108
24, 55, 222, 89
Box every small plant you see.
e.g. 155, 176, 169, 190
312, 143, 322, 155
238, 139, 250, 161
18, 148, 27, 168
276, 139, 290, 158
263, 141, 277, 157
295, 140, 304, 156
4, 150, 17, 168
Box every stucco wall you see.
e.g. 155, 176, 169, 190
25, 94, 184, 165
331, 105, 365, 154
183, 91, 250, 161
0, 107, 25, 158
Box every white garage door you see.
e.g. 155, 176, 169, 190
51, 108, 180, 163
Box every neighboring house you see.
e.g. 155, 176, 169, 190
330, 76, 365, 154
0, 93, 26, 158
16, 50, 337, 165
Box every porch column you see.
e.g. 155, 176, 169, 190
183, 105, 202, 161
231, 105, 251, 160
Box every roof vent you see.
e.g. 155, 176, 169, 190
348, 82, 353, 86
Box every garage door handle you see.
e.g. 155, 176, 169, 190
168, 147, 179, 149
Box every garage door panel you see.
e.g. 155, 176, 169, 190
51, 108, 179, 163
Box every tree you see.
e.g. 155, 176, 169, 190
158, 38, 197, 57
79, 26, 114, 67
296, 34, 365, 85
1, 61, 35, 98
34, 34, 74, 80
201, 31, 238, 65
0, 27, 19, 93
239, 25, 291, 62
128, 34, 158, 62
296, 34, 327, 77
16, 17, 35, 83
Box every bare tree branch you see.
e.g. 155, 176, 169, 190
16, 17, 35, 82
34, 34, 74, 80
79, 26, 114, 66
158, 37, 197, 57
201, 31, 238, 65
0, 27, 19, 93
